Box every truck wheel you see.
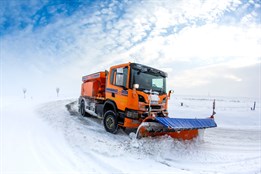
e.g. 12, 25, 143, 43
80, 101, 88, 117
103, 110, 118, 134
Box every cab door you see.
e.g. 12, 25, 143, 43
106, 66, 129, 111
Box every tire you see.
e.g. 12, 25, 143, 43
80, 101, 88, 117
103, 110, 118, 134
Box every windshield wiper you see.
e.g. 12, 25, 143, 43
138, 89, 159, 95
153, 89, 165, 94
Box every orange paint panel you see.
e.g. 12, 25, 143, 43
167, 129, 199, 140
123, 117, 141, 128
83, 82, 93, 97
138, 127, 199, 140
81, 72, 106, 98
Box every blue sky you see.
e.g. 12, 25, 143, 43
1, 0, 260, 98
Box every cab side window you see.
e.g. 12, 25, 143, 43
110, 67, 128, 88
110, 69, 116, 84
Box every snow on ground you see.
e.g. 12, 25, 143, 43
1, 95, 261, 174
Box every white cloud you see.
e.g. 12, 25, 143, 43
224, 75, 242, 82
120, 23, 261, 71
1, 0, 260, 98
169, 62, 260, 97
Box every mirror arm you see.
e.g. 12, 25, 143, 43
168, 90, 174, 99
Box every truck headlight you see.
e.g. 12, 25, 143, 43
126, 110, 139, 119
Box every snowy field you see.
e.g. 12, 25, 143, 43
1, 95, 260, 174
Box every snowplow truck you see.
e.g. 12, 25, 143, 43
79, 62, 217, 140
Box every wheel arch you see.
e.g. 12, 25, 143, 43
103, 100, 117, 116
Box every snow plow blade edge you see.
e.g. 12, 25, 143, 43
155, 117, 217, 131
136, 117, 217, 140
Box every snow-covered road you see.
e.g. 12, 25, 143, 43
1, 96, 261, 174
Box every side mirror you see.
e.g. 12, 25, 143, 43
133, 84, 139, 89
105, 70, 109, 76
168, 90, 174, 98
132, 84, 139, 97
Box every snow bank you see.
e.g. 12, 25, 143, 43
169, 95, 260, 129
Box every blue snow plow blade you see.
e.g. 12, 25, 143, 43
155, 117, 217, 131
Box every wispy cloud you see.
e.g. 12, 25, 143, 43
1, 0, 260, 97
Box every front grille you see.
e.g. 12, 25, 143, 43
145, 105, 161, 110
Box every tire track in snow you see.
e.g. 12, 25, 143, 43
37, 99, 261, 174
37, 99, 125, 173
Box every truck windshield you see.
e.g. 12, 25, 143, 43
131, 69, 166, 94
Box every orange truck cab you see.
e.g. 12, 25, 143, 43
79, 62, 172, 133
